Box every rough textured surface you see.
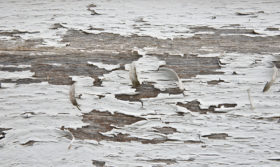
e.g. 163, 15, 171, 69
0, 50, 141, 85
1, 0, 280, 167
177, 100, 237, 114
0, 128, 11, 140
69, 110, 145, 141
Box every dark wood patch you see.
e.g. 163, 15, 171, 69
0, 78, 41, 85
68, 110, 182, 144
146, 159, 177, 165
49, 23, 66, 30
0, 66, 31, 72
177, 100, 237, 114
0, 128, 12, 140
268, 158, 280, 161
69, 110, 145, 141
21, 140, 38, 146
183, 140, 203, 144
115, 84, 160, 102
153, 127, 177, 135
0, 50, 141, 85
152, 53, 222, 79
202, 133, 230, 139
0, 30, 39, 36
92, 160, 105, 167
207, 79, 225, 85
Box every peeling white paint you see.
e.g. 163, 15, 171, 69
87, 61, 120, 71
1, 0, 280, 167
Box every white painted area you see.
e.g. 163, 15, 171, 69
47, 63, 62, 67
0, 0, 280, 46
1, 50, 280, 166
87, 61, 120, 71
0, 65, 31, 68
0, 71, 34, 80
1, 1, 280, 167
